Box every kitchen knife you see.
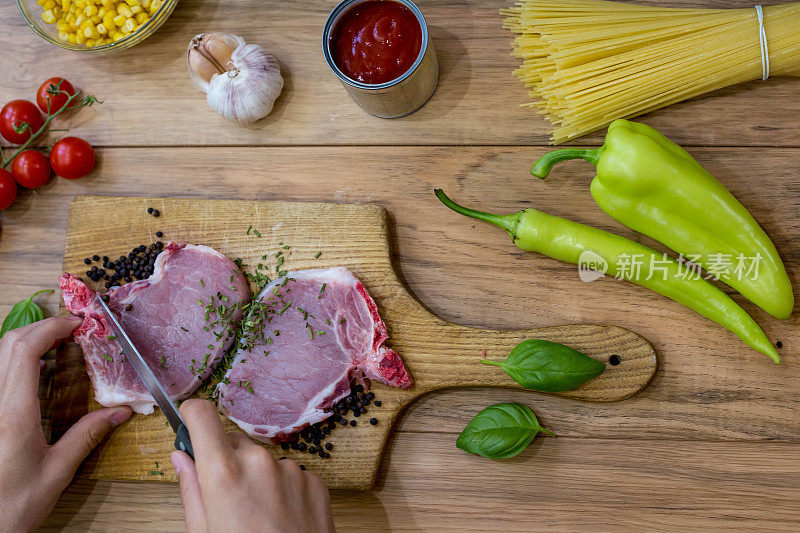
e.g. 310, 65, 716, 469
95, 294, 194, 460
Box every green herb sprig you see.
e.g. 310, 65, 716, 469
0, 289, 54, 338
482, 339, 605, 392
456, 403, 554, 459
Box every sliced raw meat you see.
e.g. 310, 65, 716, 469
60, 242, 250, 414
217, 267, 412, 442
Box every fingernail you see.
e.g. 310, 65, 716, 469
110, 408, 132, 427
170, 451, 183, 476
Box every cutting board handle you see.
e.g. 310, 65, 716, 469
397, 319, 657, 402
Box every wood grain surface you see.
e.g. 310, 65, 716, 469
1, 0, 799, 528
56, 196, 655, 488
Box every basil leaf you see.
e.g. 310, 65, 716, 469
482, 339, 605, 392
0, 289, 53, 338
456, 403, 554, 459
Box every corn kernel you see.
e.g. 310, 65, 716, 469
52, 6, 62, 16
97, 6, 106, 17
150, 0, 163, 13
112, 13, 125, 26
85, 38, 96, 47
75, 13, 85, 25
58, 31, 71, 41
122, 18, 136, 33
83, 24, 100, 38
66, 12, 75, 23
76, 31, 86, 44
41, 9, 57, 23
43, 0, 56, 10
56, 20, 70, 31
37, 0, 47, 6
112, 31, 125, 42
130, 4, 141, 14
135, 12, 148, 24
75, 0, 85, 8
62, 0, 71, 11
96, 22, 107, 34
67, 33, 77, 44
83, 4, 97, 16
117, 3, 132, 17
141, 0, 150, 7
101, 0, 115, 7
103, 13, 115, 27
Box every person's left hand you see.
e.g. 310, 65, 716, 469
0, 317, 132, 531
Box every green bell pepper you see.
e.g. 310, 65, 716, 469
532, 119, 793, 320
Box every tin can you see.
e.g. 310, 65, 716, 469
322, 0, 438, 118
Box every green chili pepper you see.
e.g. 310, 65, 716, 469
435, 189, 779, 363
532, 119, 793, 320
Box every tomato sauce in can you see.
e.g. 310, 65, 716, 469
330, 0, 422, 85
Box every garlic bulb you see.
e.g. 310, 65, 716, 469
187, 33, 284, 125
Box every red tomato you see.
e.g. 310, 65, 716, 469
36, 77, 76, 114
0, 100, 44, 145
0, 169, 17, 210
50, 137, 95, 179
11, 150, 51, 189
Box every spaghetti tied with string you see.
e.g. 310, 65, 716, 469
502, 0, 800, 144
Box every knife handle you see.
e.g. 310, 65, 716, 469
174, 423, 195, 461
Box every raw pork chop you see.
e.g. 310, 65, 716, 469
217, 267, 412, 442
60, 242, 250, 414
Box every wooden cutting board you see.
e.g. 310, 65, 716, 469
54, 196, 657, 490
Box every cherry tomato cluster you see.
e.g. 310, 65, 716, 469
0, 78, 98, 210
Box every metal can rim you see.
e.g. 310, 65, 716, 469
321, 0, 430, 90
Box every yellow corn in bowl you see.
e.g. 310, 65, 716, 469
17, 0, 178, 52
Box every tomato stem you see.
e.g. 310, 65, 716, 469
0, 87, 100, 169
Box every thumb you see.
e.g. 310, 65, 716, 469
47, 406, 132, 484
171, 451, 207, 533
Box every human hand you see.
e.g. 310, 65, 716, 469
0, 317, 132, 532
171, 399, 335, 533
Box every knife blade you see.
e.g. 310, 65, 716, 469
95, 294, 194, 460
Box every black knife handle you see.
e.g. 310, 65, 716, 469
174, 423, 195, 461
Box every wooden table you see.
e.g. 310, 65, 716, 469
2, 0, 799, 530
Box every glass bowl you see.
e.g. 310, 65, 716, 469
16, 0, 178, 53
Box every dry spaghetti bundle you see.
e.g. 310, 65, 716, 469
503, 0, 800, 144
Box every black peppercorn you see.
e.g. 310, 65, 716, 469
374, 400, 382, 407
308, 446, 316, 454
299, 465, 306, 471
92, 254, 100, 261
349, 420, 357, 427
280, 442, 289, 450
155, 231, 163, 238
324, 443, 333, 451
125, 304, 133, 312
147, 208, 154, 214
152, 209, 160, 217
369, 418, 378, 425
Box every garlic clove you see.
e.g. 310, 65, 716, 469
187, 32, 246, 93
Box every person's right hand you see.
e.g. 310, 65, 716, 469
171, 399, 335, 533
